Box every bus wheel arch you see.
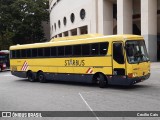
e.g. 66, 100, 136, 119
92, 72, 108, 88
27, 70, 36, 82
37, 71, 47, 83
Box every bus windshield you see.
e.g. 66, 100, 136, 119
126, 40, 150, 64
0, 55, 6, 63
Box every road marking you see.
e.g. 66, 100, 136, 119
79, 93, 100, 120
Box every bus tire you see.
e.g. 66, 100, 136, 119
27, 71, 35, 82
96, 74, 108, 88
0, 67, 2, 72
37, 72, 47, 83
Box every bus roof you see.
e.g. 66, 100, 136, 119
10, 34, 144, 50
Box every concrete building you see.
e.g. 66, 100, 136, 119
49, 0, 160, 61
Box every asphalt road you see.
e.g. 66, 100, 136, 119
0, 63, 160, 120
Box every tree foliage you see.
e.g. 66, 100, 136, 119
0, 0, 49, 50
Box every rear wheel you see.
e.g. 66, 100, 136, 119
37, 72, 47, 83
96, 74, 108, 88
27, 71, 35, 82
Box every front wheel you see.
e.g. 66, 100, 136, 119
97, 74, 108, 88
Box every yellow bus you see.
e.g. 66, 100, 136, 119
10, 34, 150, 88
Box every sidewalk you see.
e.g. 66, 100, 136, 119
151, 62, 160, 69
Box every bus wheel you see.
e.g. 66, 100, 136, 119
96, 74, 108, 88
0, 67, 2, 72
37, 72, 47, 83
27, 71, 35, 82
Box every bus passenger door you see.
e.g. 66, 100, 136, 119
112, 42, 126, 84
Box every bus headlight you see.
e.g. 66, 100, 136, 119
133, 73, 137, 77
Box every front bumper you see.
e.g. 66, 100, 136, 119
108, 73, 151, 86
128, 73, 150, 85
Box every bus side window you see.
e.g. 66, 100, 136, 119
16, 50, 21, 58
100, 42, 109, 55
58, 46, 65, 56
82, 44, 90, 56
38, 48, 44, 57
65, 46, 72, 56
73, 45, 82, 56
113, 43, 124, 64
27, 49, 32, 58
44, 48, 51, 57
32, 49, 37, 57
21, 49, 27, 58
12, 51, 16, 58
51, 47, 57, 57
91, 43, 99, 56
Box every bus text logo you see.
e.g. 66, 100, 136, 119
65, 59, 85, 66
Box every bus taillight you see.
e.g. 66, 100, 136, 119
3, 63, 6, 68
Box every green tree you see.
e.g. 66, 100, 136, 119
0, 30, 14, 50
0, 0, 49, 49
0, 0, 14, 49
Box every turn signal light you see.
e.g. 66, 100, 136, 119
128, 73, 133, 78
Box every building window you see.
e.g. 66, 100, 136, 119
57, 0, 60, 3
70, 13, 75, 23
71, 29, 77, 36
59, 33, 62, 37
63, 17, 67, 26
53, 3, 56, 9
58, 20, 61, 28
80, 9, 86, 20
54, 23, 56, 30
80, 26, 88, 34
64, 31, 68, 36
